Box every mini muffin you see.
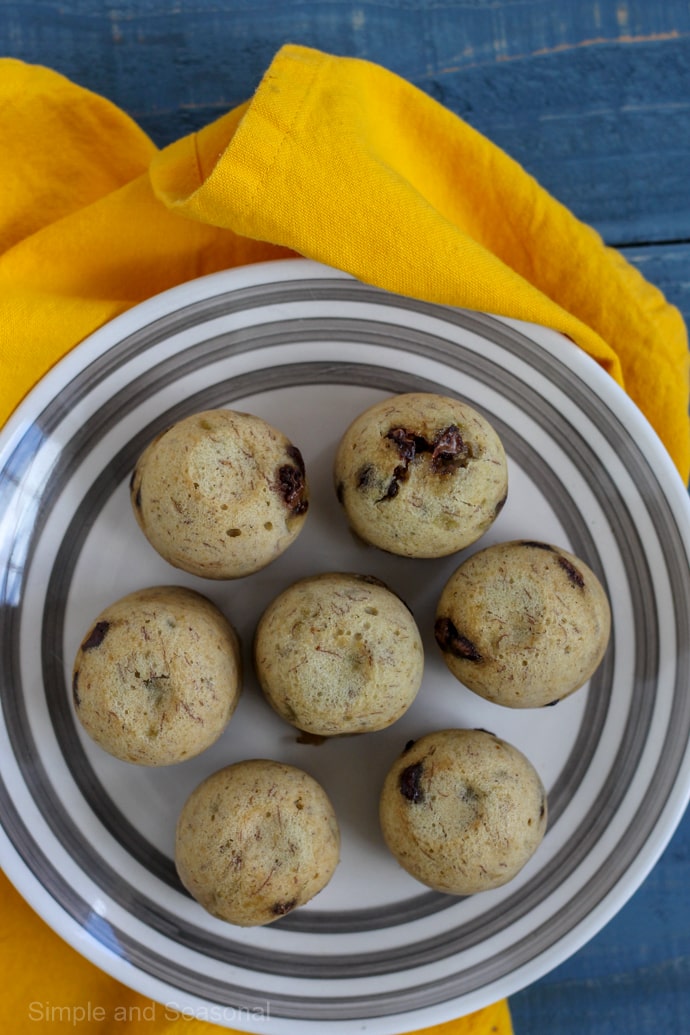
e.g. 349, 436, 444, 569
130, 408, 309, 579
435, 540, 611, 708
379, 728, 547, 894
253, 572, 424, 736
333, 392, 507, 558
72, 586, 241, 765
175, 759, 340, 926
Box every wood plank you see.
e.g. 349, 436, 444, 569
510, 810, 690, 1034
2, 1, 690, 247
623, 243, 690, 325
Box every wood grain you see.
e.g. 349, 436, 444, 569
2, 1, 690, 245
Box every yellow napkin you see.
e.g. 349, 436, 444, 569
1, 39, 688, 1035
1, 44, 688, 480
0, 871, 511, 1035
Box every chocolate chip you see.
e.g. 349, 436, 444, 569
494, 493, 507, 517
378, 427, 420, 501
335, 480, 345, 504
557, 555, 585, 588
134, 487, 142, 509
403, 739, 416, 753
430, 424, 469, 472
277, 464, 308, 515
434, 616, 482, 662
378, 467, 405, 501
286, 444, 305, 474
356, 464, 375, 489
381, 424, 471, 499
521, 540, 555, 551
543, 698, 560, 707
399, 760, 425, 803
271, 899, 297, 916
72, 670, 81, 708
386, 427, 422, 463
81, 620, 110, 651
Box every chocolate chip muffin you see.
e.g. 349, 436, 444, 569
71, 585, 242, 765
379, 728, 547, 894
175, 759, 340, 926
333, 392, 507, 558
435, 540, 611, 708
253, 572, 424, 736
130, 408, 309, 579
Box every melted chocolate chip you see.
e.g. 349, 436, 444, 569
494, 493, 508, 517
134, 487, 142, 510
557, 555, 585, 588
430, 424, 469, 472
271, 899, 297, 916
81, 620, 110, 651
399, 761, 425, 803
386, 427, 423, 463
378, 467, 404, 501
434, 616, 482, 662
335, 480, 345, 504
277, 464, 308, 515
521, 540, 555, 551
403, 738, 416, 753
379, 423, 471, 501
356, 464, 375, 489
72, 670, 81, 708
286, 444, 305, 474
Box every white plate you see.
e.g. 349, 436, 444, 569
1, 259, 690, 1033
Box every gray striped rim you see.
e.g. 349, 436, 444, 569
0, 274, 688, 1021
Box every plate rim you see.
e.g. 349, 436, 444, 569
2, 257, 690, 1033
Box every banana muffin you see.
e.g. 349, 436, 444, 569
72, 585, 242, 765
333, 392, 507, 558
435, 539, 611, 707
253, 572, 424, 736
130, 408, 309, 579
379, 728, 547, 894
175, 759, 340, 926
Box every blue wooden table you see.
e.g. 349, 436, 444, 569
1, 2, 689, 1032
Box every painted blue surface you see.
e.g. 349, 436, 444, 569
2, 0, 690, 247
1, 2, 689, 1032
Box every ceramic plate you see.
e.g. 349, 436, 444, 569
1, 259, 690, 1033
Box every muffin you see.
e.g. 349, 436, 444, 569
379, 728, 547, 894
175, 759, 340, 926
435, 539, 611, 707
130, 408, 309, 579
71, 585, 242, 765
333, 392, 507, 558
253, 572, 424, 736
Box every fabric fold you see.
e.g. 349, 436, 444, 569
149, 44, 689, 480
0, 38, 689, 1035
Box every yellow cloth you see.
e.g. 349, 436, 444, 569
0, 39, 688, 1035
1, 45, 688, 480
0, 871, 511, 1035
